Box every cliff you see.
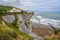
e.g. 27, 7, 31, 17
0, 5, 34, 40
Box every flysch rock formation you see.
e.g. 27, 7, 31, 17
17, 13, 44, 40
2, 7, 44, 40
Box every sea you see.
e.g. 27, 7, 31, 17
30, 12, 60, 28
37, 12, 60, 20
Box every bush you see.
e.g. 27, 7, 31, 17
54, 30, 60, 35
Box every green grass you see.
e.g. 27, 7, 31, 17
0, 24, 32, 40
0, 5, 13, 13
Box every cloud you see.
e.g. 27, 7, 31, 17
19, 0, 60, 11
1, 0, 16, 2
1, 0, 9, 2
0, 0, 60, 12
0, 0, 21, 7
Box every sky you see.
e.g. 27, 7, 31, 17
0, 0, 60, 12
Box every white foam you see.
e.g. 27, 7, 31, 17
36, 16, 42, 19
30, 15, 60, 28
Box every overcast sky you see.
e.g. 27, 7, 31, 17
0, 0, 60, 12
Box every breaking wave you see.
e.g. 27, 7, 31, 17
30, 15, 60, 28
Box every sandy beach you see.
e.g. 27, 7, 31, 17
32, 24, 54, 37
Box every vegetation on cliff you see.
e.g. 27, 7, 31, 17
0, 5, 32, 40
0, 5, 13, 13
0, 24, 32, 40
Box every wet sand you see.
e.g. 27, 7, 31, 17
32, 24, 54, 37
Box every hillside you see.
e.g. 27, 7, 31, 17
0, 24, 32, 40
0, 5, 32, 40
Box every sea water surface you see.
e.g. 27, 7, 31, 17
37, 12, 60, 20
30, 12, 60, 28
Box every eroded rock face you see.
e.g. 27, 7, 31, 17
2, 15, 15, 23
2, 13, 42, 40
17, 14, 44, 40
18, 14, 32, 33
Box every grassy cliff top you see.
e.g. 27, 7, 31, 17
0, 5, 22, 13
0, 5, 29, 14
0, 5, 13, 12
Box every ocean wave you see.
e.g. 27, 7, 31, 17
30, 15, 60, 28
